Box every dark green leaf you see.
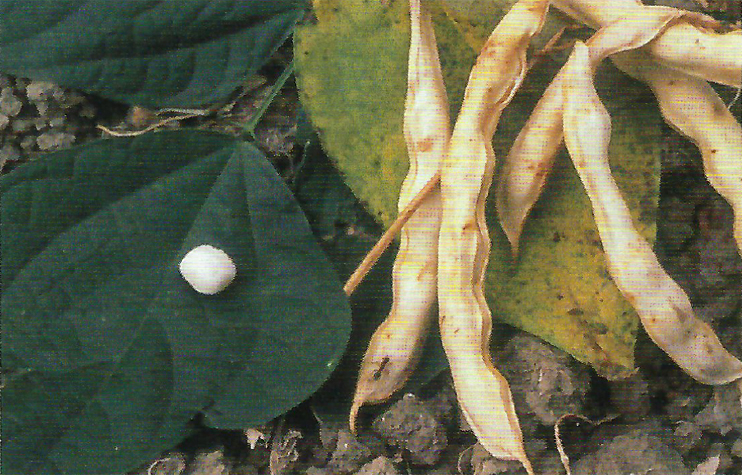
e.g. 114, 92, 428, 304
1, 130, 350, 474
0, 0, 307, 108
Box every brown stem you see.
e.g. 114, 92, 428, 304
343, 173, 440, 296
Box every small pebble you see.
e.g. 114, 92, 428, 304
497, 334, 591, 433
372, 393, 447, 466
0, 88, 23, 116
26, 81, 61, 102
20, 135, 37, 152
673, 421, 703, 454
730, 438, 742, 458
0, 72, 98, 164
326, 429, 372, 474
0, 143, 21, 163
188, 448, 229, 475
355, 456, 400, 475
48, 115, 66, 128
12, 118, 35, 134
573, 429, 691, 475
36, 130, 75, 151
59, 91, 86, 109
469, 443, 529, 475
695, 383, 742, 435
146, 454, 186, 475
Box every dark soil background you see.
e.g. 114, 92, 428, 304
2, 1, 741, 473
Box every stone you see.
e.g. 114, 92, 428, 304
0, 88, 23, 117
573, 429, 691, 475
372, 393, 447, 466
326, 429, 373, 474
36, 130, 76, 151
26, 81, 62, 102
354, 457, 400, 475
497, 334, 591, 433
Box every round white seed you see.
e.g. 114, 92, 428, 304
179, 244, 236, 295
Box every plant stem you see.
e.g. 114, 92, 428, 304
243, 60, 295, 140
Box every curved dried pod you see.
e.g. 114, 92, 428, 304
562, 42, 742, 385
552, 0, 742, 87
438, 1, 549, 472
550, 0, 641, 29
647, 23, 742, 88
495, 78, 563, 255
612, 50, 742, 257
350, 0, 450, 432
496, 8, 683, 254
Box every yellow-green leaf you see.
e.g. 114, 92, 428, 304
295, 0, 662, 379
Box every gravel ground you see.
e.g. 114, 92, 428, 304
3, 11, 742, 475
0, 45, 300, 178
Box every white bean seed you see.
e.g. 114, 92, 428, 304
179, 244, 236, 295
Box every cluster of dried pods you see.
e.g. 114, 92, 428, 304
349, 0, 742, 472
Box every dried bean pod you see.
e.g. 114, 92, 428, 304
438, 1, 549, 472
562, 42, 742, 385
612, 50, 742, 257
495, 78, 563, 255
552, 0, 742, 87
350, 0, 449, 432
496, 8, 682, 254
647, 24, 742, 87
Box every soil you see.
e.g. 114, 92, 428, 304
2, 5, 742, 474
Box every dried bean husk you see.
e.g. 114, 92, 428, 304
552, 0, 742, 87
496, 8, 683, 254
612, 50, 742, 257
562, 42, 742, 386
438, 1, 549, 472
350, 0, 449, 431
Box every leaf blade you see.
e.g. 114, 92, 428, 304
0, 0, 307, 108
1, 130, 351, 473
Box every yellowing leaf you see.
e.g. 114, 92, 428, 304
295, 0, 664, 379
